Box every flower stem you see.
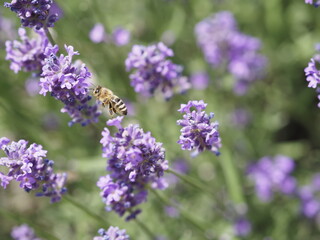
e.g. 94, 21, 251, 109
134, 217, 156, 239
44, 27, 57, 46
63, 195, 109, 227
218, 151, 244, 204
149, 188, 208, 235
166, 168, 215, 196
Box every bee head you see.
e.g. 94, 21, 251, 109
93, 85, 102, 96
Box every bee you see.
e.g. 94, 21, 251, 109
92, 85, 127, 116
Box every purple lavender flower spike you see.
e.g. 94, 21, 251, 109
125, 42, 191, 100
298, 174, 320, 219
305, 0, 320, 7
247, 155, 296, 202
4, 0, 58, 29
177, 100, 221, 157
11, 224, 42, 240
93, 226, 130, 240
97, 116, 168, 220
112, 27, 131, 46
5, 28, 50, 74
40, 44, 101, 126
195, 11, 266, 95
0, 138, 67, 203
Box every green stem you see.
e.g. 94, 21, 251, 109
149, 188, 207, 234
44, 27, 57, 46
218, 151, 244, 204
0, 208, 60, 240
134, 217, 156, 239
166, 168, 215, 196
64, 195, 109, 227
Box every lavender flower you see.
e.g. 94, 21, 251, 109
190, 71, 209, 90
125, 42, 190, 100
247, 155, 296, 202
89, 23, 107, 43
298, 174, 320, 218
11, 224, 42, 240
93, 226, 130, 240
39, 44, 101, 126
4, 0, 58, 30
195, 11, 266, 95
305, 0, 320, 7
112, 27, 131, 46
233, 218, 251, 237
6, 28, 49, 74
177, 100, 221, 157
97, 116, 168, 220
0, 137, 67, 203
304, 44, 320, 107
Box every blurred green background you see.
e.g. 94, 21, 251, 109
1, 0, 320, 239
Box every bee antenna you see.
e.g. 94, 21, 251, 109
89, 82, 96, 87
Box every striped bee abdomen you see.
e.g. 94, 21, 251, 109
113, 97, 127, 116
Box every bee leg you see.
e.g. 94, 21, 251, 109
102, 99, 108, 107
108, 102, 114, 116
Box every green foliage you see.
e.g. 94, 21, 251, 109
1, 0, 320, 239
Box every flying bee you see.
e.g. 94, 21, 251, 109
92, 85, 127, 116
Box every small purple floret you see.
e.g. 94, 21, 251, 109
305, 0, 320, 7
304, 44, 320, 107
93, 226, 130, 240
11, 224, 42, 240
97, 116, 168, 220
0, 137, 67, 203
177, 100, 221, 157
233, 218, 252, 237
298, 174, 320, 219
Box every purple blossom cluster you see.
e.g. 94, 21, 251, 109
97, 116, 168, 220
93, 226, 130, 240
125, 42, 191, 100
304, 44, 320, 107
39, 44, 101, 126
4, 0, 58, 29
298, 174, 320, 219
177, 100, 221, 157
305, 0, 320, 7
5, 28, 49, 74
247, 155, 297, 202
0, 137, 67, 203
89, 23, 131, 46
11, 224, 42, 240
194, 11, 267, 95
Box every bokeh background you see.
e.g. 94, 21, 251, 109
1, 0, 320, 239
